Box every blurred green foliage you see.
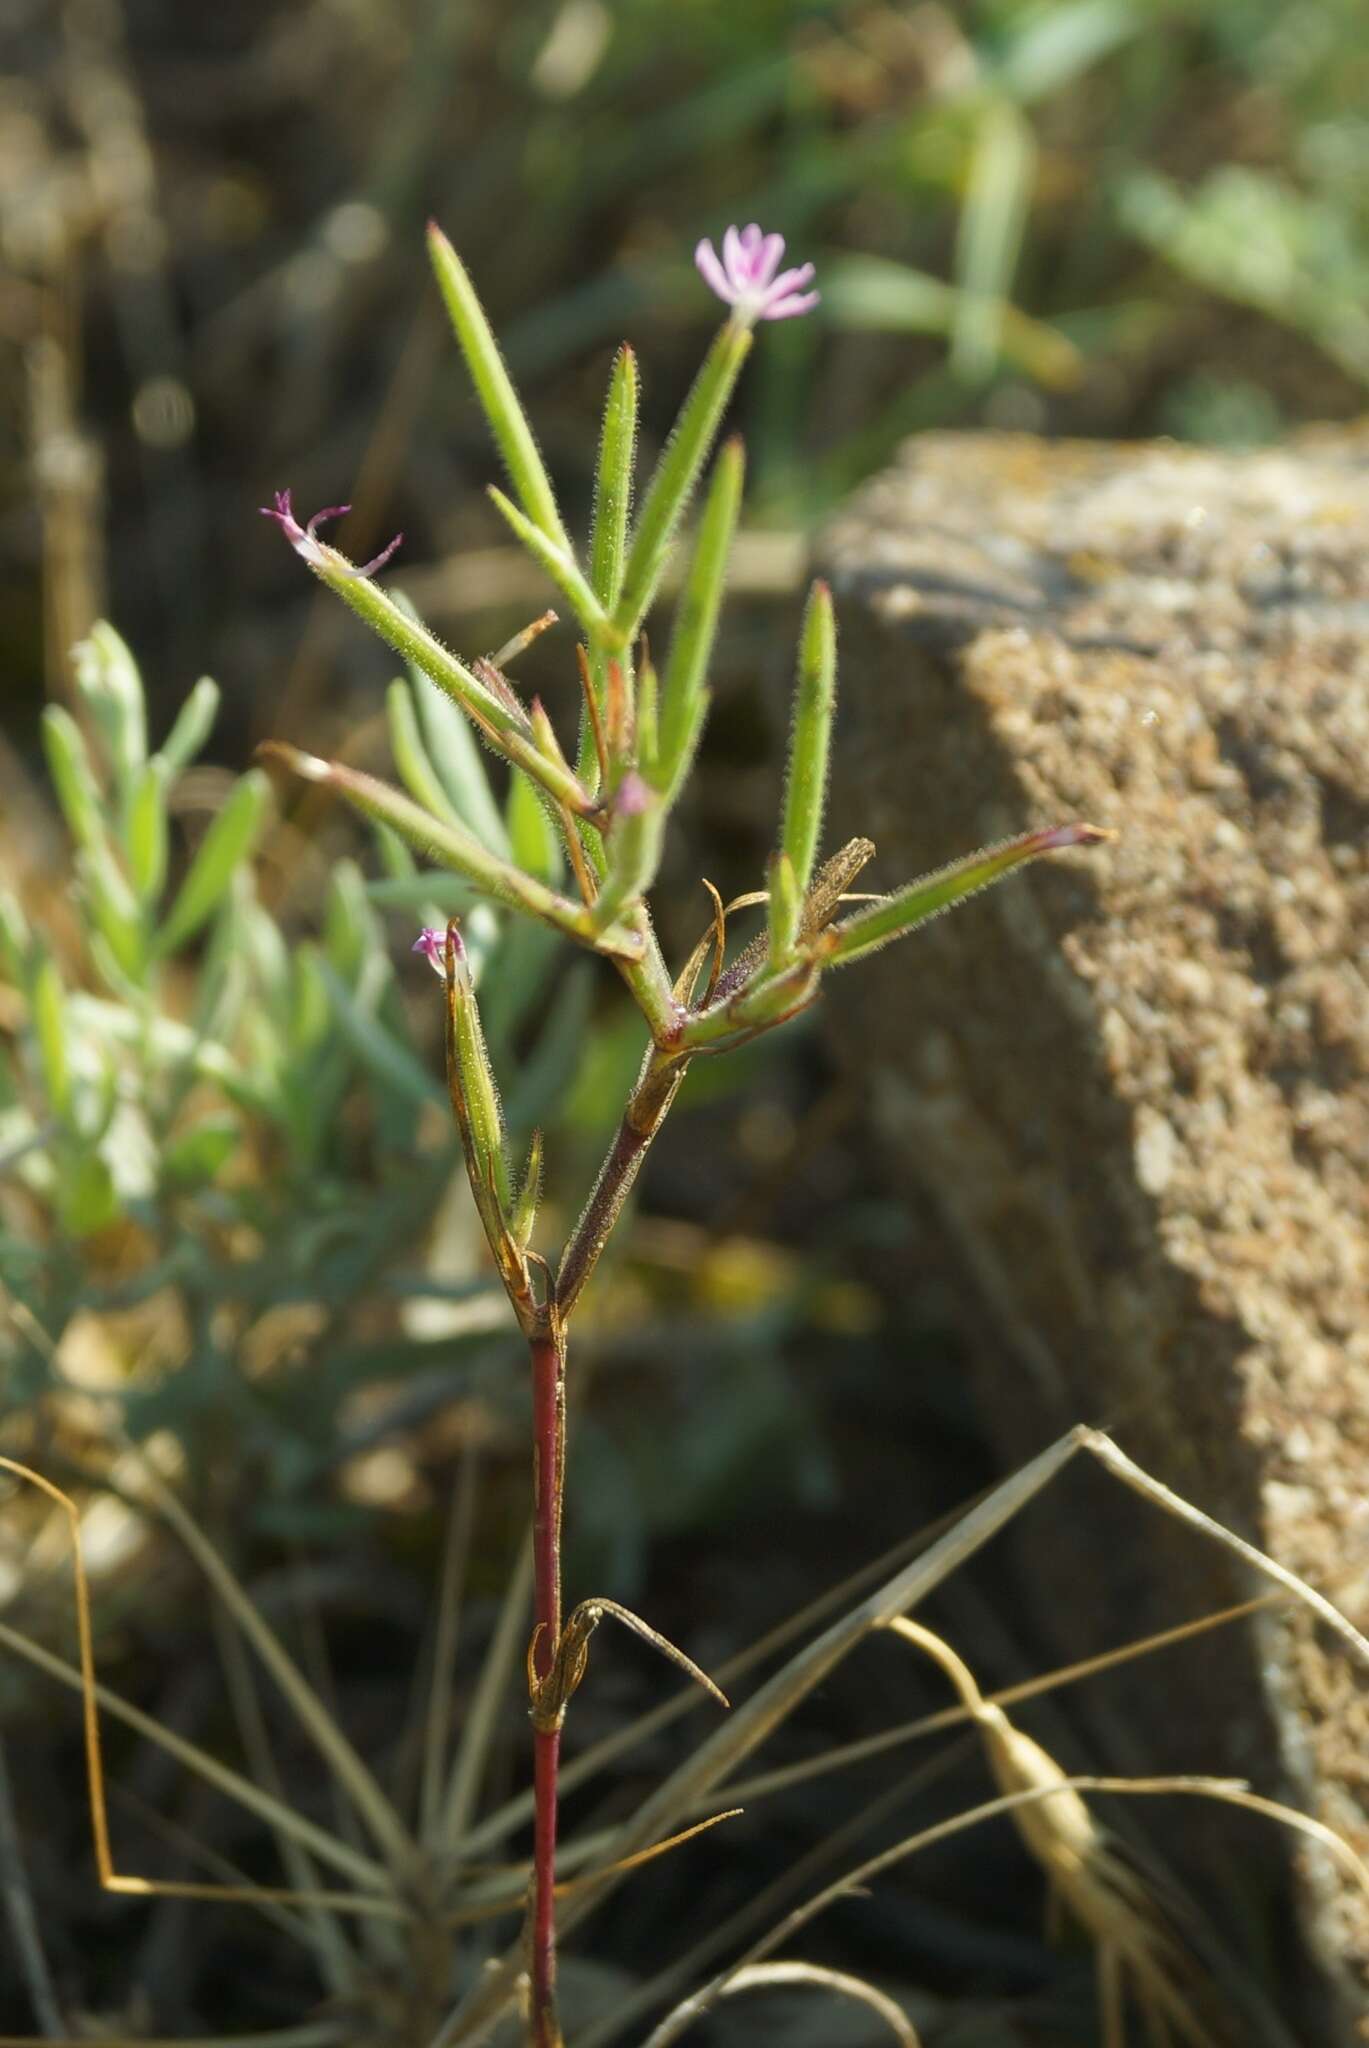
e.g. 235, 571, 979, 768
7, 0, 1369, 746
0, 625, 608, 1528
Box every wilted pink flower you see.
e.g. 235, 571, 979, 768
413, 923, 470, 986
260, 489, 403, 579
694, 224, 819, 325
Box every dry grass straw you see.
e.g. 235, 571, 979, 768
2, 1419, 1366, 2047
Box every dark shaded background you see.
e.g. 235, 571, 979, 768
3, 2, 1368, 2041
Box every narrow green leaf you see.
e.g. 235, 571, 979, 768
504, 958, 594, 1134
488, 487, 606, 636
156, 770, 271, 956
589, 345, 638, 614
387, 678, 466, 828
411, 673, 511, 857
291, 551, 595, 820
655, 440, 744, 802
427, 223, 568, 549
41, 706, 105, 856
318, 960, 441, 1110
506, 766, 561, 885
0, 888, 31, 980
324, 859, 385, 983
77, 849, 146, 982
779, 581, 837, 897
824, 824, 1113, 967
509, 1128, 542, 1248
125, 758, 170, 902
72, 622, 146, 793
30, 956, 70, 1115
262, 745, 642, 960
289, 943, 331, 1054
162, 1118, 239, 1188
615, 321, 752, 640
154, 675, 220, 781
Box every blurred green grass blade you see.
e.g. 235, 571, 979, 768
996, 0, 1137, 105
324, 859, 383, 981
41, 707, 105, 857
410, 667, 511, 858
615, 321, 752, 640
387, 678, 466, 829
427, 222, 569, 550
952, 98, 1036, 382
156, 770, 271, 956
504, 958, 593, 1134
779, 581, 836, 897
72, 622, 146, 794
655, 440, 744, 803
365, 873, 476, 916
125, 758, 170, 902
506, 766, 561, 884
318, 960, 442, 1110
77, 849, 147, 983
30, 956, 70, 1117
154, 675, 220, 781
824, 254, 1081, 390
590, 344, 638, 615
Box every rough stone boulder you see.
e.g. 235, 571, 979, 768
815, 429, 1369, 2039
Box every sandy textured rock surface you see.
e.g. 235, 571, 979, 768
815, 429, 1369, 2040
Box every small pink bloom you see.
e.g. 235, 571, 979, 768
413, 923, 469, 985
260, 489, 403, 579
695, 223, 819, 325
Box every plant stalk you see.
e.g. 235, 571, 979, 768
529, 1327, 566, 2048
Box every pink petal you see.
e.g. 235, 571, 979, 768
765, 262, 815, 302
761, 289, 821, 321
695, 237, 736, 303
722, 223, 751, 291
751, 232, 786, 289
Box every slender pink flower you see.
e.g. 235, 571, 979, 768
260, 489, 403, 578
694, 223, 819, 325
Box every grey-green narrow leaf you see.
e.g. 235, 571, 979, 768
156, 770, 271, 955
388, 678, 466, 828
73, 622, 147, 794
155, 676, 221, 781
31, 955, 70, 1116
412, 673, 511, 857
126, 758, 170, 902
42, 707, 105, 856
